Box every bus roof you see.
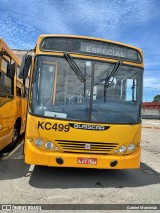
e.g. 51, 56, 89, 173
0, 38, 21, 65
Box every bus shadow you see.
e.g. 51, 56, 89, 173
29, 162, 160, 189
0, 133, 30, 180
0, 159, 30, 180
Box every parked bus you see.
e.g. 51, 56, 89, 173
0, 38, 28, 152
20, 34, 143, 169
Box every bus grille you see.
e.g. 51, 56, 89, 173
55, 140, 118, 154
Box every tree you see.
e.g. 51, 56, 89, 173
153, 95, 160, 102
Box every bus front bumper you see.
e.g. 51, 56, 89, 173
24, 142, 141, 169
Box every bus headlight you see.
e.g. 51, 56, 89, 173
45, 142, 54, 150
35, 138, 43, 147
119, 145, 127, 153
128, 143, 135, 151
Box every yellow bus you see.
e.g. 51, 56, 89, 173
0, 38, 28, 152
20, 34, 143, 169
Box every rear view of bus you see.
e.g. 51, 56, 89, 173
0, 39, 28, 152
21, 35, 143, 169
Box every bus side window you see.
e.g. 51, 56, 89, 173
17, 66, 20, 78
0, 72, 13, 98
25, 88, 29, 98
16, 87, 21, 97
21, 85, 25, 97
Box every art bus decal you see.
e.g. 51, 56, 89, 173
38, 121, 110, 131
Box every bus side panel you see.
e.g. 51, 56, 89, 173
0, 100, 17, 150
0, 38, 25, 151
15, 97, 27, 135
21, 98, 27, 134
0, 97, 26, 151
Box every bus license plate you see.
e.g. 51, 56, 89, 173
77, 157, 97, 165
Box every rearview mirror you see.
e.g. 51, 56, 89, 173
6, 62, 16, 78
19, 53, 32, 79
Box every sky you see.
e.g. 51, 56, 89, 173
0, 0, 160, 102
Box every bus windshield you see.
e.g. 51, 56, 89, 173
30, 55, 143, 124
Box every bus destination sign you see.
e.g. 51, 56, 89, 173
81, 42, 126, 58
40, 37, 142, 63
80, 42, 140, 62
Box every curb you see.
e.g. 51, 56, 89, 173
142, 126, 160, 129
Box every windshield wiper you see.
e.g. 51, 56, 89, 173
104, 60, 122, 102
64, 52, 86, 82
